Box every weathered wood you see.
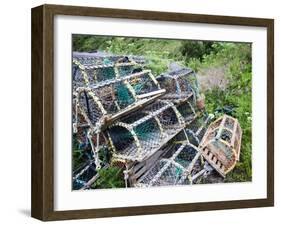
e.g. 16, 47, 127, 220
136, 89, 166, 99
199, 115, 242, 177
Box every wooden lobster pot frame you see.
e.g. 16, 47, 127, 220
199, 114, 242, 177
156, 67, 199, 102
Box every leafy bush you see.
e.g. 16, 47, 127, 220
180, 41, 216, 61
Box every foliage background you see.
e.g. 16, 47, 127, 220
73, 35, 252, 183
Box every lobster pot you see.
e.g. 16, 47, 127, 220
73, 52, 147, 65
135, 141, 201, 187
199, 115, 242, 177
72, 60, 138, 88
74, 70, 164, 130
156, 67, 199, 101
73, 54, 142, 90
107, 100, 185, 162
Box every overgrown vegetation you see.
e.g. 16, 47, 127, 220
197, 43, 252, 182
73, 35, 252, 183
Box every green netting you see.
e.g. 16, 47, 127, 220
132, 83, 144, 93
103, 58, 112, 65
175, 159, 191, 168
116, 83, 135, 108
134, 119, 160, 141
95, 67, 115, 81
108, 126, 135, 151
175, 166, 183, 177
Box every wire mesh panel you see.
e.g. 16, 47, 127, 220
175, 96, 197, 124
199, 114, 242, 177
156, 67, 199, 101
185, 114, 214, 146
107, 100, 186, 162
135, 141, 201, 187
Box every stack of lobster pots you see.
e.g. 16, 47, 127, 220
72, 52, 242, 189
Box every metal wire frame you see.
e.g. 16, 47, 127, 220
107, 99, 199, 163
199, 114, 242, 177
156, 67, 199, 102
